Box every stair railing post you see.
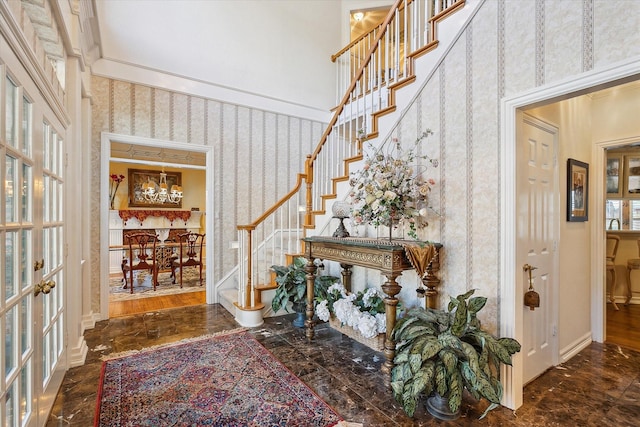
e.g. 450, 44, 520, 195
305, 155, 313, 229
245, 228, 253, 307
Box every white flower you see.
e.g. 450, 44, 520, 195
362, 288, 380, 308
316, 300, 330, 322
375, 313, 386, 333
328, 283, 347, 297
357, 313, 379, 338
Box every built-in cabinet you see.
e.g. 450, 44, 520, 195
606, 149, 640, 230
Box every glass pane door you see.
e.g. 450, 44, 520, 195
1, 72, 65, 426
2, 76, 35, 427
39, 124, 66, 423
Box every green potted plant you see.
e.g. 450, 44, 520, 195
271, 257, 339, 328
390, 290, 521, 421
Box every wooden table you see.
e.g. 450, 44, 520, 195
301, 236, 442, 379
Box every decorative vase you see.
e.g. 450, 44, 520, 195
425, 393, 461, 421
291, 301, 307, 328
376, 220, 404, 242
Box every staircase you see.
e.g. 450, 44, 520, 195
217, 0, 479, 327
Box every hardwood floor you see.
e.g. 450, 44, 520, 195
108, 290, 206, 317
606, 302, 640, 352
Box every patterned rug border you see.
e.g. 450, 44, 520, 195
95, 328, 347, 427
99, 327, 248, 361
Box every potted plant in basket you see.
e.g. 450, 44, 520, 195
271, 257, 339, 328
390, 290, 521, 421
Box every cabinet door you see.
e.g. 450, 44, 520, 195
625, 156, 640, 198
607, 155, 622, 197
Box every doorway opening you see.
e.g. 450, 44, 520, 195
501, 58, 640, 410
100, 133, 214, 319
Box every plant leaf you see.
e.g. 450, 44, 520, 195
434, 362, 447, 397
448, 370, 464, 414
439, 349, 458, 375
467, 296, 487, 314
450, 296, 468, 336
409, 353, 422, 374
479, 402, 499, 420
420, 337, 443, 361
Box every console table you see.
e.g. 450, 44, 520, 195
302, 236, 442, 380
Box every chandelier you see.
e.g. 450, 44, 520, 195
142, 170, 183, 204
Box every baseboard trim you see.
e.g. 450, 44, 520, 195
68, 336, 88, 368
560, 332, 592, 363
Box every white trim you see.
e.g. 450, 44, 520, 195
560, 332, 592, 363
92, 58, 331, 123
501, 56, 640, 410
100, 132, 216, 319
592, 135, 640, 342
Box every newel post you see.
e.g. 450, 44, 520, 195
304, 155, 313, 228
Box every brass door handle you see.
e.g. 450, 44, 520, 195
34, 259, 44, 271
523, 264, 540, 310
34, 280, 56, 297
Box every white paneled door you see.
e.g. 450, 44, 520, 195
2, 72, 66, 426
517, 113, 559, 384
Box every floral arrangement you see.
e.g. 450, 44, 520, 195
109, 173, 125, 209
349, 130, 438, 240
315, 282, 387, 339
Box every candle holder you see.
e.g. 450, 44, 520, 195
331, 201, 351, 238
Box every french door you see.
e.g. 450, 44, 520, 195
2, 68, 66, 425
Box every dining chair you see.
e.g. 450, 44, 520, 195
606, 234, 620, 310
171, 232, 205, 288
626, 238, 640, 305
121, 232, 158, 294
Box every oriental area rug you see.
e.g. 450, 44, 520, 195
94, 329, 344, 427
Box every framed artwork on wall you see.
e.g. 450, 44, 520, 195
567, 158, 588, 222
128, 168, 182, 208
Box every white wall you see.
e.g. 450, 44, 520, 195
94, 0, 342, 113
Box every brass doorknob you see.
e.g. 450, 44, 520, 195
34, 280, 56, 297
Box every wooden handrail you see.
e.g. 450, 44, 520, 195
235, 0, 465, 309
330, 0, 418, 62
312, 0, 404, 162
236, 167, 307, 230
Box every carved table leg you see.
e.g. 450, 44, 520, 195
305, 258, 318, 340
422, 249, 441, 309
340, 263, 353, 293
381, 272, 402, 383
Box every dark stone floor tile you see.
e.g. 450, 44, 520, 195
46, 303, 640, 427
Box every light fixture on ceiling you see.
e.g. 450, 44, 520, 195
353, 11, 364, 22
142, 168, 183, 204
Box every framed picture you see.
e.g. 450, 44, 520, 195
606, 155, 622, 197
128, 168, 182, 208
567, 158, 588, 222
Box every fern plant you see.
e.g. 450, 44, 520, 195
390, 290, 521, 419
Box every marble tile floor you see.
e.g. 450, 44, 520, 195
47, 303, 640, 426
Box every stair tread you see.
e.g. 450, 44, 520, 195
233, 301, 265, 312
255, 283, 278, 291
